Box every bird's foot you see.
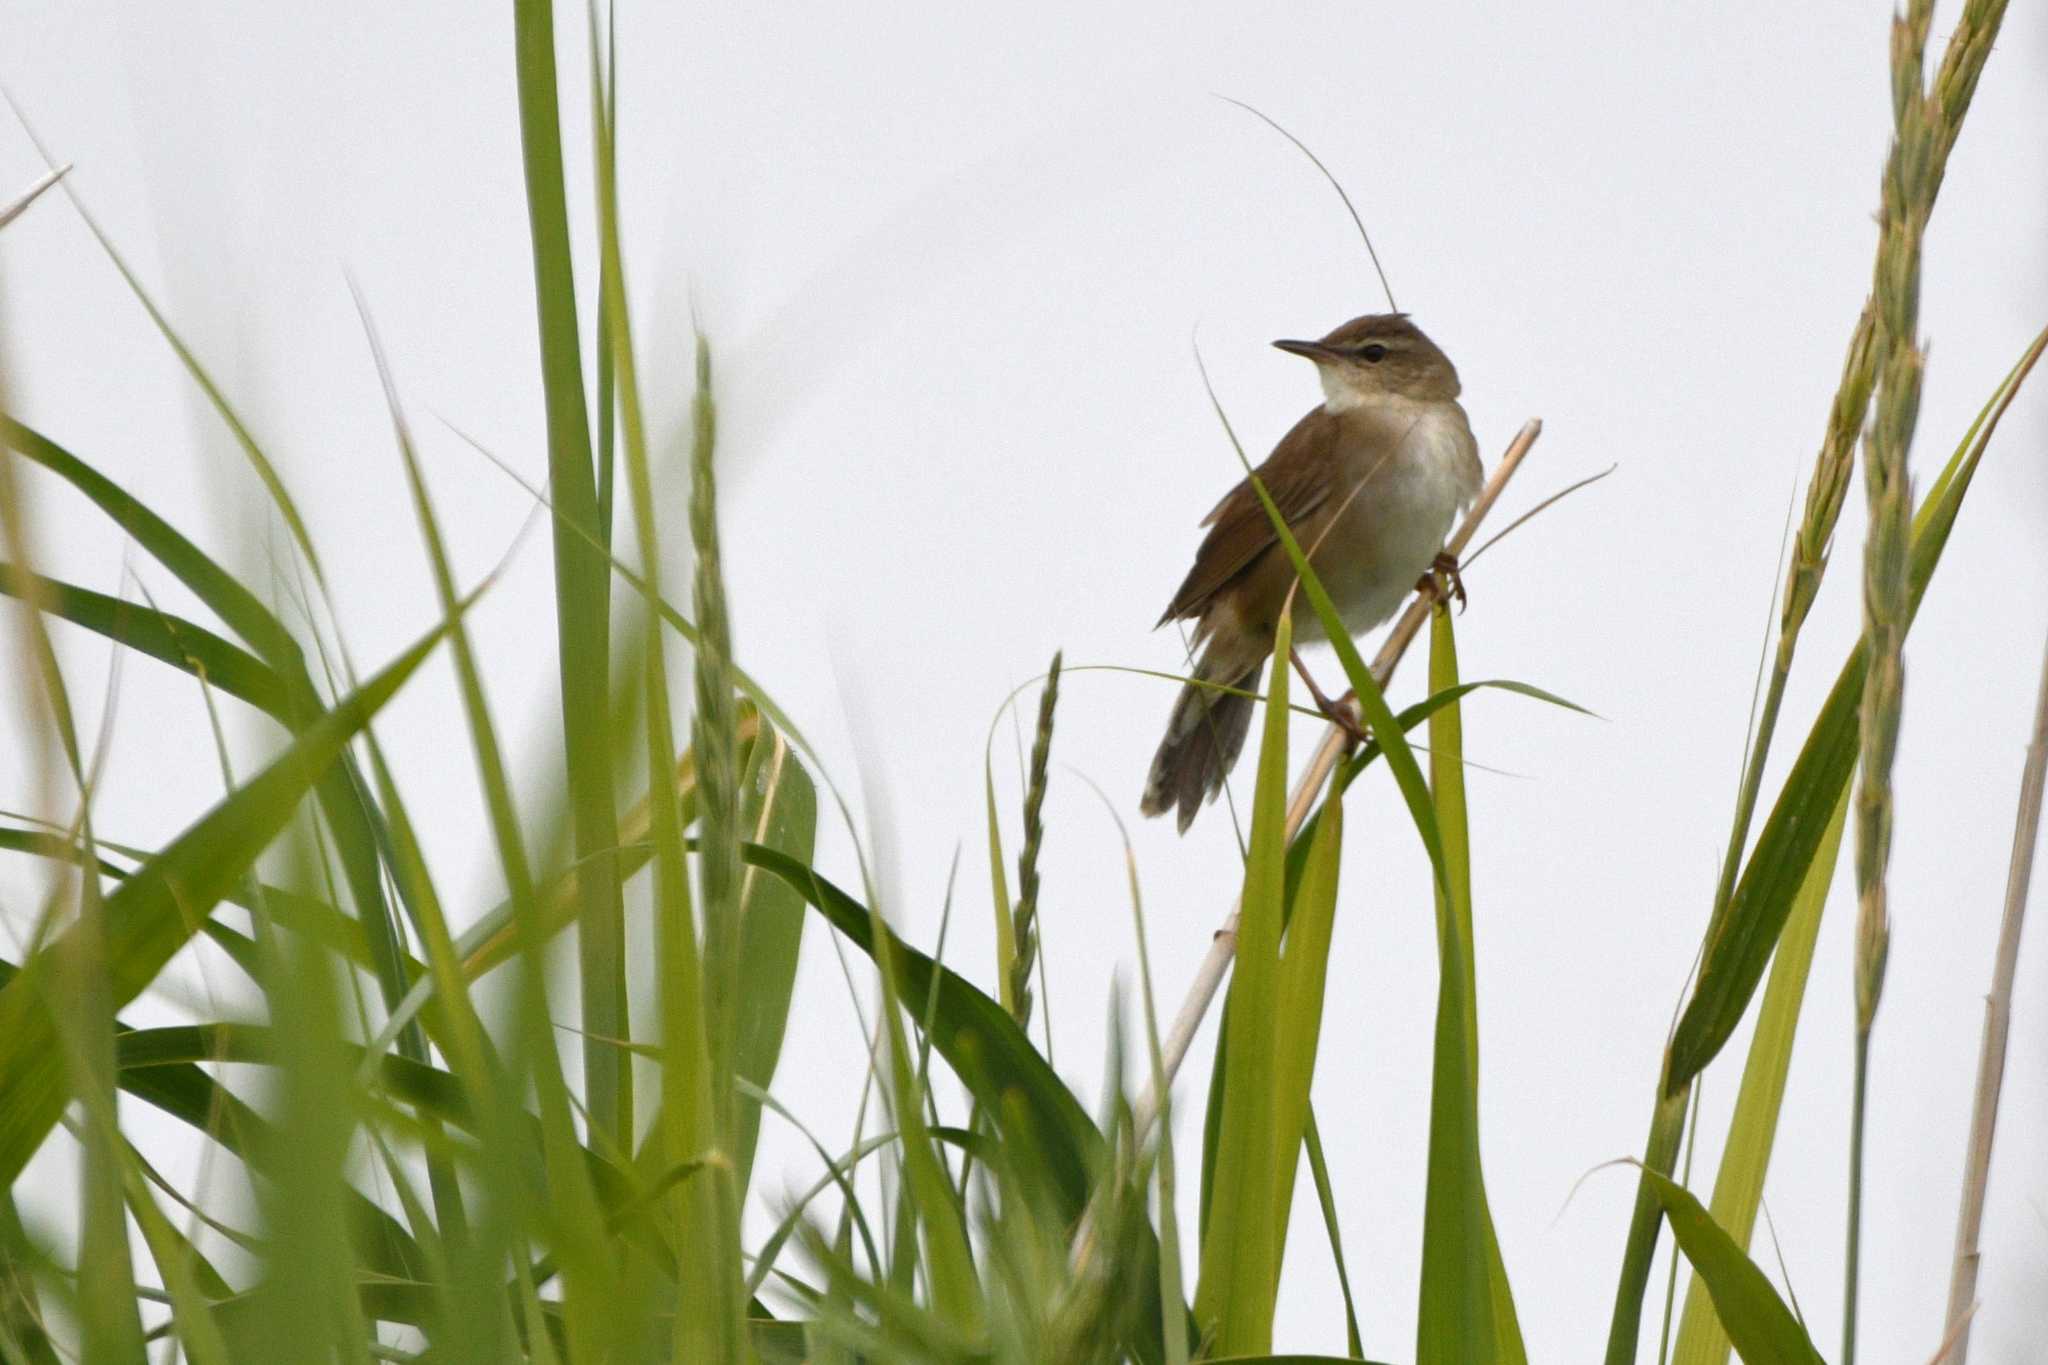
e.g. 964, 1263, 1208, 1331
1415, 551, 1469, 613
1290, 649, 1368, 749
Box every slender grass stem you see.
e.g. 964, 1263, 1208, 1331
1844, 1030, 1872, 1365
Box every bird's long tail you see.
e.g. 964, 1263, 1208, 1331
1140, 653, 1265, 833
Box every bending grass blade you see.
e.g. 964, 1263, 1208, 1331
0, 565, 290, 718
0, 607, 455, 1182
741, 845, 1101, 1217
0, 420, 301, 664
2, 419, 432, 1074
3, 103, 325, 587
1637, 1169, 1824, 1365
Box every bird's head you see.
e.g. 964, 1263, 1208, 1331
1273, 313, 1461, 408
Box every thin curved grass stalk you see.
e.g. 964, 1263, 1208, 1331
1215, 96, 1397, 312
1009, 652, 1062, 1030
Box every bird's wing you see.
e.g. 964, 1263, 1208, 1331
1157, 407, 1340, 626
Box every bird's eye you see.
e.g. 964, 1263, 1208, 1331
1358, 344, 1388, 363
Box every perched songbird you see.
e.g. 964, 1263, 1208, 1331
1141, 313, 1483, 832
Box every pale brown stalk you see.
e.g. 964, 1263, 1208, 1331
1939, 630, 2048, 1363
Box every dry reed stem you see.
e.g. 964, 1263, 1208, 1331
1940, 631, 2048, 1363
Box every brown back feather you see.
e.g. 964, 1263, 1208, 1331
1156, 406, 1341, 626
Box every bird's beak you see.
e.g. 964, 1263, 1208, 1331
1272, 338, 1339, 362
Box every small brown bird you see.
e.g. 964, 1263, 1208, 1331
1141, 313, 1483, 832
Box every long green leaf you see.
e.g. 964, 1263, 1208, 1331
1193, 620, 1294, 1354
1417, 607, 1526, 1364
0, 612, 450, 1181
512, 0, 627, 1149
1673, 793, 1849, 1364
1266, 794, 1343, 1287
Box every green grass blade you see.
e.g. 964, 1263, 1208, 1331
1673, 791, 1849, 1365
0, 1191, 60, 1364
1, 419, 301, 671
85, 1018, 426, 1284
56, 871, 146, 1365
588, 36, 749, 1329
0, 564, 289, 717
356, 284, 617, 1359
0, 610, 450, 1180
118, 1154, 231, 1365
1301, 1108, 1364, 1358
1266, 793, 1343, 1284
1193, 619, 1293, 1355
1417, 606, 1526, 1365
9, 129, 325, 585
985, 727, 1018, 1016
1638, 1169, 1824, 1365
241, 861, 374, 1365
3, 419, 434, 1076
732, 727, 820, 1193
512, 0, 627, 1149
740, 845, 1101, 1216
1124, 820, 1191, 1365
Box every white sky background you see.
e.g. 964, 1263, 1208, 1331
2, 1, 2046, 1359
